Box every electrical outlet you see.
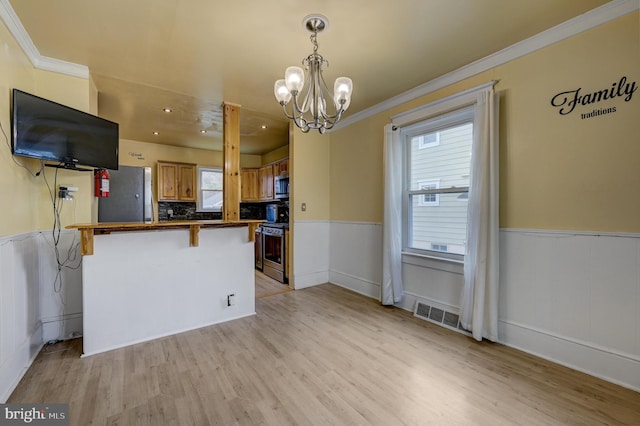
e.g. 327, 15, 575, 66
301, 202, 307, 212
227, 294, 235, 306
58, 184, 79, 201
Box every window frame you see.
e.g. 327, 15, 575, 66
401, 106, 474, 261
196, 166, 223, 213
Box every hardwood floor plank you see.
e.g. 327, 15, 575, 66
8, 284, 640, 425
255, 270, 291, 299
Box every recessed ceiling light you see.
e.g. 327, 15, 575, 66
261, 125, 267, 129
163, 108, 172, 113
153, 131, 159, 135
200, 130, 206, 134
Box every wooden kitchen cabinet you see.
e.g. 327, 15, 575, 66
177, 164, 196, 201
275, 158, 288, 176
259, 165, 274, 200
157, 162, 196, 201
241, 168, 260, 202
241, 159, 288, 202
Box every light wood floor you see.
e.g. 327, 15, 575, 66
255, 270, 291, 299
9, 284, 640, 425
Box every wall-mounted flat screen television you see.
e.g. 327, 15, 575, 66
11, 89, 119, 170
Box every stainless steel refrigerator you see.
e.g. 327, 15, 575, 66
98, 166, 153, 222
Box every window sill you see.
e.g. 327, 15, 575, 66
401, 251, 464, 274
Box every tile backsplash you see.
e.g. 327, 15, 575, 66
158, 202, 266, 221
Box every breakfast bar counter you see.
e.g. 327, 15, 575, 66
68, 220, 263, 255
67, 220, 262, 356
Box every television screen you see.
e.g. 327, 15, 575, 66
11, 89, 119, 170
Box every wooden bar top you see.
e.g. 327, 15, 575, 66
67, 220, 264, 255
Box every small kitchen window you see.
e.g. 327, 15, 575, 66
197, 166, 223, 212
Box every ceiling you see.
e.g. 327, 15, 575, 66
9, 0, 611, 155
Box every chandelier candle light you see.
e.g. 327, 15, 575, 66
274, 14, 353, 133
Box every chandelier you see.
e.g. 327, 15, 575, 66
274, 14, 353, 134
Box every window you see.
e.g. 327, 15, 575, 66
417, 131, 440, 149
403, 107, 473, 258
197, 167, 223, 212
417, 179, 440, 206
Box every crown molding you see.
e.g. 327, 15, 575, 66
2, 0, 636, 110
0, 0, 88, 79
32, 54, 89, 79
334, 0, 639, 130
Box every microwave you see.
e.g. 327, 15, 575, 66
274, 175, 289, 199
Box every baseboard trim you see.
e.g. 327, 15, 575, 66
81, 312, 257, 358
499, 319, 640, 392
293, 271, 329, 289
42, 313, 83, 342
0, 326, 43, 403
329, 270, 380, 300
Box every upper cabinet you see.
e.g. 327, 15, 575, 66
258, 165, 274, 201
241, 158, 289, 202
275, 158, 288, 177
158, 162, 196, 202
241, 168, 260, 202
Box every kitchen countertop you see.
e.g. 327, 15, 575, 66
67, 220, 264, 255
260, 222, 289, 229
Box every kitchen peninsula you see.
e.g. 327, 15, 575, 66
67, 220, 262, 356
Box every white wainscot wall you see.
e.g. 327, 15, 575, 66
327, 221, 463, 312
293, 221, 330, 289
328, 221, 382, 298
0, 230, 82, 402
327, 222, 640, 392
499, 229, 640, 392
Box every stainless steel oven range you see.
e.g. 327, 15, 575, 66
262, 225, 286, 283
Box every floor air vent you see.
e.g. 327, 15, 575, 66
414, 301, 471, 336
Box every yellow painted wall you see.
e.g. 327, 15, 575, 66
495, 13, 639, 231
120, 138, 262, 169
261, 144, 289, 165
0, 18, 93, 237
121, 139, 219, 167
329, 12, 639, 233
291, 128, 330, 221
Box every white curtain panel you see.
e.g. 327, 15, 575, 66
381, 123, 404, 305
461, 89, 500, 342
